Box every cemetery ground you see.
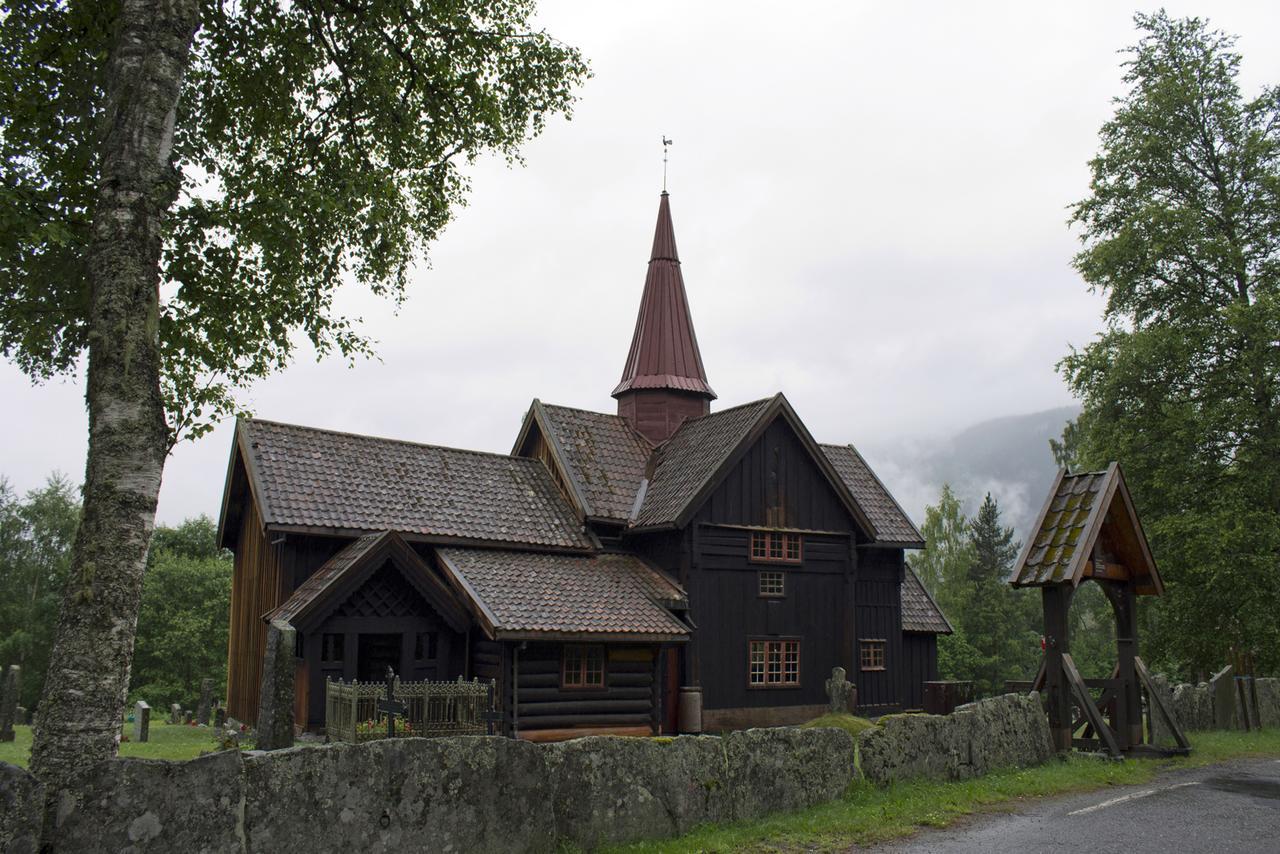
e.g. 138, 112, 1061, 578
603, 728, 1280, 854
0, 721, 248, 767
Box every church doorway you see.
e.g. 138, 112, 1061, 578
357, 633, 402, 682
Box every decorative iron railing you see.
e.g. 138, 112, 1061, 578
325, 675, 498, 742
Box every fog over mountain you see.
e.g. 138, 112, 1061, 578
862, 405, 1081, 545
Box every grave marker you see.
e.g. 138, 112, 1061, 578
824, 666, 855, 714
255, 619, 296, 750
196, 678, 213, 725
170, 703, 181, 725
0, 664, 18, 742
133, 701, 151, 743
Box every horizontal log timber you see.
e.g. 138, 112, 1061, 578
518, 699, 653, 717
516, 712, 653, 730
516, 658, 653, 676
516, 686, 652, 703
516, 672, 652, 689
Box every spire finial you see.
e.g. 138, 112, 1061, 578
662, 136, 673, 192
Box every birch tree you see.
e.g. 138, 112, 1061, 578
0, 0, 587, 804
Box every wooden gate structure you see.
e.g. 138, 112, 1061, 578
1012, 463, 1189, 758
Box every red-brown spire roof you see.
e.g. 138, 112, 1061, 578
612, 193, 716, 400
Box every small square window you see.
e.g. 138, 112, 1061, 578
562, 645, 605, 688
860, 640, 886, 671
758, 570, 785, 597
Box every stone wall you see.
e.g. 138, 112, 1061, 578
0, 695, 1061, 852
1159, 675, 1280, 735
857, 692, 1052, 786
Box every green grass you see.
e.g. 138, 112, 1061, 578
606, 729, 1280, 853
0, 722, 243, 768
799, 713, 877, 737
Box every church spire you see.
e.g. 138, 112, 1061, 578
613, 192, 716, 443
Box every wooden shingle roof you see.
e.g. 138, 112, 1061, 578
234, 418, 591, 551
436, 548, 689, 641
630, 397, 775, 528
532, 403, 651, 522
1012, 464, 1162, 595
901, 566, 952, 634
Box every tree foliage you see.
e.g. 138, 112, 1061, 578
0, 0, 589, 443
0, 475, 80, 710
129, 516, 232, 710
1060, 12, 1280, 676
907, 483, 973, 600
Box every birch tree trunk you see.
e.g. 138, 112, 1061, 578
28, 0, 200, 814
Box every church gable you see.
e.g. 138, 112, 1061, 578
633, 394, 876, 539
693, 415, 868, 534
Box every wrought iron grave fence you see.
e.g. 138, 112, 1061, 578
325, 674, 498, 741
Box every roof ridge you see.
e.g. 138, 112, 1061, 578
538, 402, 622, 419
666, 395, 775, 429
246, 417, 541, 465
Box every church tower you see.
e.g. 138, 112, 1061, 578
612, 192, 716, 443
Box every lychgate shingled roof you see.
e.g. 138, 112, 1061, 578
436, 548, 689, 640
235, 419, 591, 550
900, 566, 952, 633
1012, 464, 1162, 595
821, 444, 925, 548
533, 403, 651, 522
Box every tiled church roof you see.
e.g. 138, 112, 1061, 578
436, 548, 689, 639
536, 404, 651, 522
237, 419, 591, 550
900, 566, 953, 634
820, 444, 925, 548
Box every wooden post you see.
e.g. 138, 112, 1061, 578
1102, 581, 1142, 750
1042, 585, 1074, 752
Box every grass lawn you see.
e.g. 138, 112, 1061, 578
0, 722, 242, 769
605, 729, 1280, 853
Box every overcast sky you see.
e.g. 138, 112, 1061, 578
3, 1, 1278, 526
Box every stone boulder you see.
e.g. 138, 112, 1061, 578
47, 750, 245, 852
242, 736, 555, 854
1256, 678, 1280, 729
859, 693, 1050, 785
0, 762, 43, 854
550, 735, 732, 849
724, 726, 857, 820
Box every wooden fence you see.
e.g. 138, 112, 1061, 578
325, 676, 498, 742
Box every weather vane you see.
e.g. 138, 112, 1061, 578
662, 136, 673, 192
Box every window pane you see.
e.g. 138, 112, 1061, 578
759, 571, 784, 596
749, 641, 766, 684
783, 641, 800, 684
585, 646, 604, 686
785, 535, 801, 561
768, 533, 783, 559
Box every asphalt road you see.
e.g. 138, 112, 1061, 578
867, 757, 1280, 853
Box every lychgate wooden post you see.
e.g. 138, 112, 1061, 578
1041, 585, 1073, 753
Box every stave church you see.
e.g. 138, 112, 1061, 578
217, 191, 950, 739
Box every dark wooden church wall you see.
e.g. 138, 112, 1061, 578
688, 526, 850, 712
226, 501, 284, 723
854, 547, 905, 713
901, 633, 938, 711
693, 420, 857, 532
513, 643, 657, 734
470, 636, 508, 732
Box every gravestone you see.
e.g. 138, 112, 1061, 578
170, 703, 181, 725
255, 619, 296, 750
824, 666, 855, 714
1210, 665, 1236, 729
196, 678, 213, 725
16, 705, 27, 726
133, 701, 151, 743
184, 710, 193, 724
214, 704, 226, 729
0, 664, 19, 742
